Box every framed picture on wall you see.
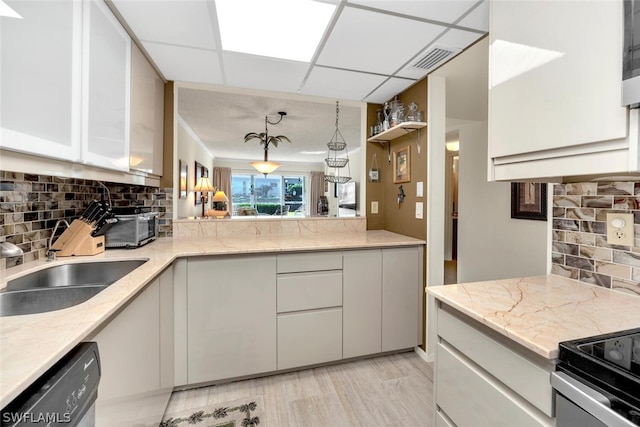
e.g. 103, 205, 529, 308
392, 145, 411, 183
194, 161, 208, 205
511, 183, 547, 221
179, 159, 187, 199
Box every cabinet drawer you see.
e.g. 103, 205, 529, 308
277, 271, 342, 313
435, 410, 456, 427
437, 307, 554, 417
277, 252, 342, 273
436, 342, 551, 427
277, 308, 342, 370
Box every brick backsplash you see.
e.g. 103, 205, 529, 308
552, 181, 640, 296
0, 171, 173, 271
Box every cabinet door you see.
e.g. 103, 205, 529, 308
488, 0, 628, 180
343, 249, 382, 358
93, 278, 160, 427
159, 265, 174, 394
187, 255, 277, 383
382, 247, 420, 352
436, 342, 549, 427
277, 308, 342, 370
82, 0, 131, 171
130, 43, 164, 176
0, 0, 82, 161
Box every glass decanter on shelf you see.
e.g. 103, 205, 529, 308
406, 102, 419, 122
383, 102, 391, 131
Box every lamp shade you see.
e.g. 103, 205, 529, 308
193, 176, 214, 192
250, 161, 281, 175
212, 190, 229, 203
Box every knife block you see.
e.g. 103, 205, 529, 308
50, 220, 105, 257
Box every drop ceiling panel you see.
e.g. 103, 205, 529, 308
396, 29, 485, 79
317, 7, 446, 75
300, 66, 388, 101
111, 0, 217, 50
458, 1, 489, 32
364, 77, 418, 104
143, 42, 223, 85
346, 0, 480, 25
222, 53, 309, 94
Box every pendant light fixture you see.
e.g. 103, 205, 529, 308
244, 112, 290, 176
324, 101, 351, 184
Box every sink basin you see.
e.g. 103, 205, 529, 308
0, 285, 108, 317
0, 259, 147, 317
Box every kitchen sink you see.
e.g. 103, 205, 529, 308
0, 259, 147, 317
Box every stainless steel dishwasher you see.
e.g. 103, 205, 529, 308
1, 342, 100, 427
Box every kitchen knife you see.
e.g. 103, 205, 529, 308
92, 207, 113, 231
92, 217, 117, 237
81, 201, 99, 223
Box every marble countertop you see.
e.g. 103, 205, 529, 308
428, 275, 640, 359
0, 230, 424, 408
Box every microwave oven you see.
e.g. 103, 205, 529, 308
104, 207, 159, 249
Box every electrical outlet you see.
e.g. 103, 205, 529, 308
606, 213, 635, 246
371, 201, 378, 214
604, 337, 633, 370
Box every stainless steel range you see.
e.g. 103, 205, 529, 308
552, 328, 640, 427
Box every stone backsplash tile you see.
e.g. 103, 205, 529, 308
0, 171, 173, 271
552, 181, 640, 296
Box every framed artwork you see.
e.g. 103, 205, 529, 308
194, 161, 208, 205
179, 159, 187, 199
511, 183, 547, 221
392, 145, 411, 183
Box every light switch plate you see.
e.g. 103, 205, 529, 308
371, 201, 378, 214
606, 213, 635, 246
416, 202, 423, 219
417, 182, 423, 198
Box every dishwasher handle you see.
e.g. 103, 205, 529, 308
551, 371, 637, 427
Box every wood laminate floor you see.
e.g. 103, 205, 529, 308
163, 351, 434, 427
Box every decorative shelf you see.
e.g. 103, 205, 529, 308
367, 121, 427, 143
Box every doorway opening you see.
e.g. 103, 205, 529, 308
444, 132, 459, 285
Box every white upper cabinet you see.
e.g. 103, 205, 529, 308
82, 0, 131, 171
488, 0, 630, 181
0, 0, 82, 161
0, 0, 131, 172
130, 43, 164, 176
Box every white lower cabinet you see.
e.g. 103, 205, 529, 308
92, 266, 173, 427
277, 308, 343, 370
382, 247, 422, 351
434, 303, 554, 427
186, 255, 276, 384
276, 252, 343, 370
177, 246, 423, 386
343, 249, 382, 358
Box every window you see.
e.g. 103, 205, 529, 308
231, 173, 306, 215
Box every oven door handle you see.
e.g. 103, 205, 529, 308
551, 371, 637, 427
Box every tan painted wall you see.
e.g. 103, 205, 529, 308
366, 78, 427, 243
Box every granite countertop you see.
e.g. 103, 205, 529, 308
0, 230, 424, 408
428, 275, 640, 360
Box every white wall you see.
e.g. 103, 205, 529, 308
176, 121, 214, 218
457, 121, 548, 282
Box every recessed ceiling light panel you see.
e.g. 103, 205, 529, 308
216, 0, 335, 62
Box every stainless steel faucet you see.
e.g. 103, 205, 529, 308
0, 241, 23, 258
47, 219, 70, 261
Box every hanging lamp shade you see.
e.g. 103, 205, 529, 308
250, 160, 281, 175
